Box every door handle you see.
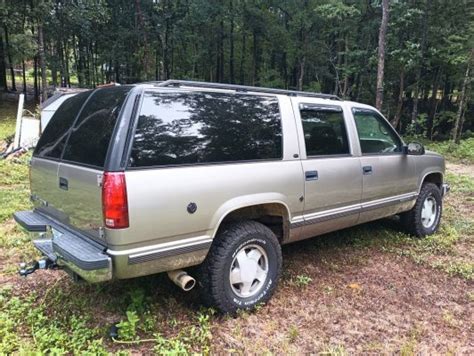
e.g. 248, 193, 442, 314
362, 166, 373, 175
59, 177, 68, 190
305, 170, 318, 181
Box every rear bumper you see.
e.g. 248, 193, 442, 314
14, 211, 112, 283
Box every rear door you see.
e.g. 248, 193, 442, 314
31, 87, 132, 241
31, 91, 91, 224
291, 98, 362, 240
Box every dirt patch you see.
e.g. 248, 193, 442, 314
3, 241, 472, 354
1, 162, 472, 353
213, 246, 473, 354
446, 163, 474, 179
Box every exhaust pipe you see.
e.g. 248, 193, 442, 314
167, 270, 196, 291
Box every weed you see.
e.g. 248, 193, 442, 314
320, 344, 347, 356
287, 324, 299, 343
295, 274, 312, 287
425, 138, 474, 164
0, 287, 107, 354
117, 310, 140, 341
467, 291, 474, 302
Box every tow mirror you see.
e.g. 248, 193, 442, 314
404, 142, 425, 155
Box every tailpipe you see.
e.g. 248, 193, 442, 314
167, 270, 196, 291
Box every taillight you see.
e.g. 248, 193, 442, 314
102, 172, 129, 229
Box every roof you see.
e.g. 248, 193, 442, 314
41, 88, 89, 110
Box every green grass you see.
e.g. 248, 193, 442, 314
425, 138, 474, 164
0, 101, 18, 142
0, 132, 472, 352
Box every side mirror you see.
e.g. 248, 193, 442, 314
404, 142, 425, 155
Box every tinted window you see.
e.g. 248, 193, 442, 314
62, 86, 131, 167
129, 91, 282, 167
34, 92, 91, 159
300, 106, 349, 156
353, 109, 402, 154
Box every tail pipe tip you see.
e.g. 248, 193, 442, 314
167, 270, 196, 291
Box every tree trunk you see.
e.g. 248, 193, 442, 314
298, 56, 305, 91
229, 0, 235, 83
162, 3, 171, 80
239, 32, 246, 84
452, 48, 473, 143
375, 0, 389, 110
252, 31, 258, 85
38, 23, 48, 101
219, 19, 225, 82
33, 55, 39, 101
411, 0, 429, 128
51, 44, 58, 89
64, 41, 70, 87
22, 60, 27, 95
135, 0, 149, 79
4, 25, 16, 91
391, 67, 404, 131
427, 69, 441, 139
0, 33, 7, 91
342, 34, 349, 97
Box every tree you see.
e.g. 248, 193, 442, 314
453, 48, 473, 143
375, 0, 389, 111
0, 0, 472, 140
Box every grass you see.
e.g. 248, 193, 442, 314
0, 132, 472, 353
425, 138, 474, 164
0, 101, 18, 142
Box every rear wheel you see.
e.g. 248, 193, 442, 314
198, 220, 282, 314
400, 183, 442, 237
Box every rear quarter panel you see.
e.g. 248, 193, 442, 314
106, 95, 305, 251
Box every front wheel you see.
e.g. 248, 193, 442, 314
198, 220, 282, 314
400, 183, 443, 237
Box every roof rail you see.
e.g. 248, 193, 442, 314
153, 79, 341, 101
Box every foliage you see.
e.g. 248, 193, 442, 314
295, 274, 313, 287
426, 138, 474, 164
0, 288, 107, 354
0, 0, 472, 139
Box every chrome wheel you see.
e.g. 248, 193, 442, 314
421, 195, 437, 228
229, 244, 269, 298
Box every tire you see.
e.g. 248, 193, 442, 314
400, 183, 442, 237
198, 220, 282, 314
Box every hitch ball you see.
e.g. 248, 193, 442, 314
18, 258, 56, 277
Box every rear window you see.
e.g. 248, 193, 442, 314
34, 91, 91, 159
62, 86, 131, 167
129, 91, 282, 167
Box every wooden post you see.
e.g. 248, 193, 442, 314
13, 93, 25, 149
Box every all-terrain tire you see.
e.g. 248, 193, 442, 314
198, 220, 282, 314
400, 183, 442, 237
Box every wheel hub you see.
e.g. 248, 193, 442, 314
229, 244, 268, 298
421, 195, 437, 228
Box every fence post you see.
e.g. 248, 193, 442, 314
13, 93, 25, 149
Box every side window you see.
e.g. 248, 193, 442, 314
353, 109, 402, 154
34, 91, 91, 159
129, 91, 282, 167
62, 86, 131, 167
300, 106, 350, 156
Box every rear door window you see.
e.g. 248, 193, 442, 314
299, 105, 350, 156
129, 91, 282, 167
34, 91, 91, 159
62, 86, 131, 168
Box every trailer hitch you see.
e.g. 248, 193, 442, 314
19, 258, 56, 277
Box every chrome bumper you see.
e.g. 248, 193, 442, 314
14, 210, 112, 283
442, 183, 450, 197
